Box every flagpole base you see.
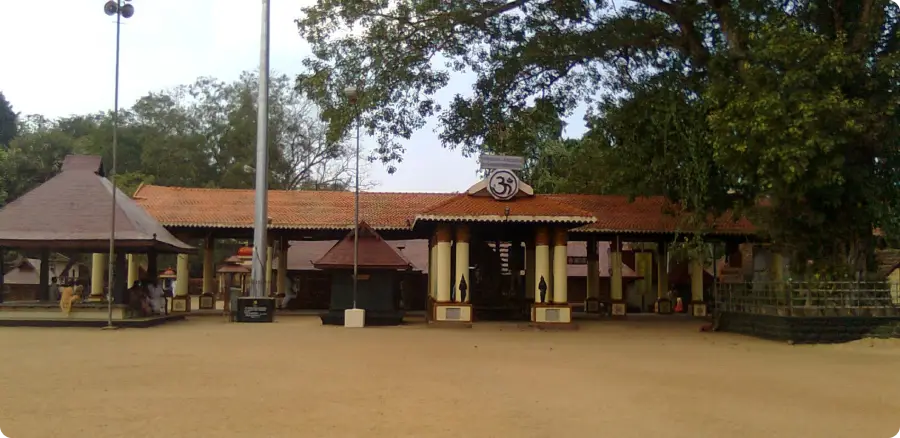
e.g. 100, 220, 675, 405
344, 308, 365, 328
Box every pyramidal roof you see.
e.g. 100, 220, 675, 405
0, 155, 193, 253
313, 221, 411, 270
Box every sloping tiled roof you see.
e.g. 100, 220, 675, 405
0, 156, 193, 253
133, 185, 454, 230
313, 222, 412, 270
133, 185, 755, 235
550, 194, 755, 235
565, 241, 642, 278
414, 194, 596, 224
287, 239, 429, 272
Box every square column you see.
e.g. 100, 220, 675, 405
552, 228, 568, 304
172, 253, 191, 312
200, 237, 216, 310
690, 256, 706, 317
656, 241, 672, 314
428, 237, 435, 299
610, 237, 626, 316
532, 226, 571, 324
435, 224, 452, 302
276, 238, 289, 298
525, 244, 535, 301
89, 253, 107, 301
585, 237, 600, 312
147, 249, 158, 284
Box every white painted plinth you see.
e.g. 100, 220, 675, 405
344, 308, 366, 328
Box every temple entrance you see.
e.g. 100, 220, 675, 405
468, 239, 529, 321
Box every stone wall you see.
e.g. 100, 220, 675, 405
718, 312, 900, 344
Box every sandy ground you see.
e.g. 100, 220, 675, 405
0, 317, 898, 438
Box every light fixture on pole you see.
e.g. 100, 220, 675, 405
102, 0, 135, 330
343, 85, 365, 328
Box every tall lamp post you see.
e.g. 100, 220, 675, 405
343, 85, 364, 327
102, 0, 135, 330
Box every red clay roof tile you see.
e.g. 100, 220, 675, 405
313, 222, 412, 270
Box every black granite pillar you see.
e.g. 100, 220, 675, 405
0, 247, 5, 304
39, 248, 50, 301
147, 249, 158, 284
113, 251, 127, 304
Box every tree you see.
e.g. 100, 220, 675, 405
295, 0, 900, 274
0, 92, 18, 147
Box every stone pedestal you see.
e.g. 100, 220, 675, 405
531, 303, 572, 324
656, 298, 673, 315
611, 301, 627, 316
171, 295, 191, 313
432, 302, 472, 323
198, 293, 215, 310
344, 308, 366, 328
690, 302, 708, 317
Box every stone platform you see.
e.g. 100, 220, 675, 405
0, 301, 186, 328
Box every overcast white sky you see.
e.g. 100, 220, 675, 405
0, 0, 586, 193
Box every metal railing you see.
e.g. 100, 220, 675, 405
715, 281, 900, 317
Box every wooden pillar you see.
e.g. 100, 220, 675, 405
436, 224, 452, 302
202, 237, 215, 295
147, 249, 158, 284
0, 246, 5, 303
39, 249, 50, 301
552, 228, 568, 304
656, 241, 671, 313
771, 252, 785, 282
534, 226, 551, 303
90, 253, 107, 300
610, 236, 625, 315
126, 254, 139, 288
175, 254, 189, 297
427, 237, 435, 299
525, 244, 536, 300
455, 225, 470, 303
265, 243, 274, 296
277, 238, 289, 297
690, 252, 707, 317
586, 237, 600, 300
113, 252, 127, 304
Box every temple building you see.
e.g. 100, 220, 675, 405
128, 168, 758, 326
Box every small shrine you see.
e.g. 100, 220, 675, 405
314, 222, 412, 326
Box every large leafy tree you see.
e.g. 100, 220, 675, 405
296, 0, 900, 274
0, 92, 17, 147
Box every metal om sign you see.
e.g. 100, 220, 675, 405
487, 169, 519, 201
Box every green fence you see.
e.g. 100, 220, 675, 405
715, 281, 900, 317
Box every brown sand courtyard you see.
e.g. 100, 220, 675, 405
0, 316, 897, 438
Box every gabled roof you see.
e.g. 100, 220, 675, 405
414, 194, 596, 225
133, 185, 454, 230
313, 222, 412, 270
0, 155, 194, 253
288, 239, 428, 272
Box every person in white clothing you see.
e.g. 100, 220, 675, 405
146, 280, 165, 314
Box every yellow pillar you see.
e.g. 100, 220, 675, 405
586, 238, 599, 300
427, 237, 435, 299
534, 227, 551, 303
690, 254, 706, 317
175, 254, 189, 297
436, 224, 452, 302
657, 242, 669, 299
202, 238, 215, 295
265, 244, 274, 295
277, 239, 289, 296
89, 253, 107, 300
771, 252, 784, 282
552, 228, 568, 304
126, 254, 139, 288
455, 225, 470, 303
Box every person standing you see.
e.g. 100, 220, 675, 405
48, 277, 60, 302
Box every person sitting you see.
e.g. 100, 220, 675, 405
59, 281, 83, 316
127, 283, 152, 316
146, 280, 165, 314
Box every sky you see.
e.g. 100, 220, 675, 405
0, 0, 587, 193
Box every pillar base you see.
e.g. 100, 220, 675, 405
531, 303, 572, 324
344, 308, 366, 328
611, 300, 627, 317
584, 297, 601, 314
655, 298, 673, 315
171, 295, 191, 313
198, 293, 215, 310
86, 295, 105, 303
689, 302, 708, 317
432, 302, 472, 323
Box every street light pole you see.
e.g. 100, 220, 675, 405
343, 86, 360, 310
251, 0, 271, 298
102, 0, 135, 330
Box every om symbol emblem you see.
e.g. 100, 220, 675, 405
487, 169, 519, 201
